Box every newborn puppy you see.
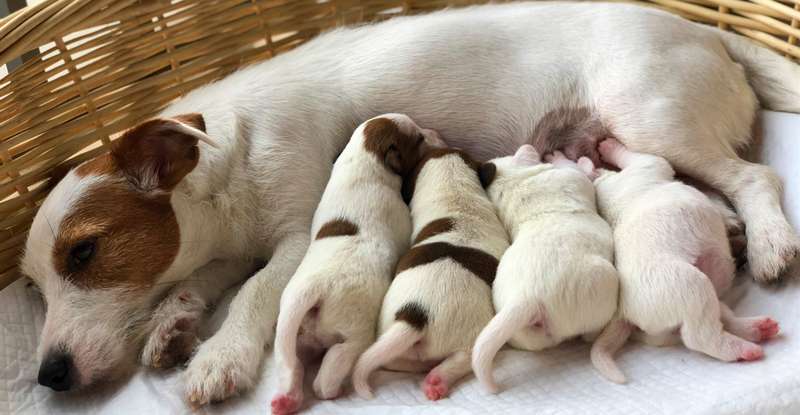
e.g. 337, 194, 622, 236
270, 114, 442, 414
590, 139, 780, 384
352, 147, 509, 401
471, 146, 618, 393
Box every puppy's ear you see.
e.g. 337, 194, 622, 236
111, 113, 212, 192
384, 144, 404, 175
512, 144, 540, 166
478, 162, 497, 189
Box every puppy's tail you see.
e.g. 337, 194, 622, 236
471, 303, 533, 394
273, 287, 320, 378
590, 317, 632, 384
715, 29, 800, 113
352, 303, 427, 399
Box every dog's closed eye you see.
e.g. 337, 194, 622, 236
67, 239, 97, 273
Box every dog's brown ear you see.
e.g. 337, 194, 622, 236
363, 117, 421, 176
478, 162, 496, 189
111, 113, 208, 192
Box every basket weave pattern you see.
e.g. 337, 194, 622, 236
1, 0, 798, 289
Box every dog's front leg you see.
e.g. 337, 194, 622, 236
141, 259, 255, 370
183, 232, 310, 406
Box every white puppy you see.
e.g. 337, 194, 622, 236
471, 145, 618, 393
590, 139, 780, 384
270, 114, 441, 414
352, 148, 509, 401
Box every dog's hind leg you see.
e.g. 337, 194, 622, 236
422, 350, 472, 401
313, 338, 371, 400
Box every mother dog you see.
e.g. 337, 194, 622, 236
20, 2, 800, 405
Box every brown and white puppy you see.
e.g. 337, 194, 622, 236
351, 147, 509, 401
270, 114, 442, 414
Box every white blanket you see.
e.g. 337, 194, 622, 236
3, 111, 799, 415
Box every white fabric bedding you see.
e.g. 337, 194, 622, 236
2, 110, 800, 415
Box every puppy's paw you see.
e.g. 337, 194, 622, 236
141, 291, 204, 369
422, 373, 449, 401
183, 333, 261, 406
577, 156, 599, 180
271, 393, 302, 415
736, 343, 764, 362
747, 222, 800, 283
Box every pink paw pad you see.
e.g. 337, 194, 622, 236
755, 318, 780, 341
737, 345, 764, 362
423, 373, 449, 401
271, 394, 300, 415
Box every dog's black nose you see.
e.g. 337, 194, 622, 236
38, 353, 73, 391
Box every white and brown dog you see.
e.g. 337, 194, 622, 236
269, 114, 441, 414
590, 139, 780, 384
352, 147, 509, 401
470, 145, 618, 393
20, 2, 800, 405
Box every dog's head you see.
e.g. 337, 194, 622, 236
20, 114, 213, 391
359, 113, 445, 177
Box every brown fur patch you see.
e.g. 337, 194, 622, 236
395, 302, 429, 330
315, 218, 359, 240
363, 117, 423, 176
395, 241, 499, 286
52, 181, 179, 290
529, 106, 608, 164
75, 154, 116, 177
111, 116, 206, 191
401, 148, 480, 203
413, 217, 455, 245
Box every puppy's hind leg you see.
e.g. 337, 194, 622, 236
313, 338, 371, 400
720, 303, 780, 344
422, 350, 472, 401
676, 263, 763, 362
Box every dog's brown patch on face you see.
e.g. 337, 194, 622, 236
395, 302, 429, 330
395, 241, 499, 285
402, 148, 480, 203
363, 117, 423, 176
413, 217, 455, 245
315, 218, 359, 240
52, 180, 179, 290
50, 114, 207, 290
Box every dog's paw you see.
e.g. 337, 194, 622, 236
141, 291, 205, 369
597, 138, 623, 162
271, 393, 302, 415
747, 221, 800, 283
183, 333, 261, 406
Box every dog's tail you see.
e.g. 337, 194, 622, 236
471, 303, 534, 394
590, 317, 632, 384
351, 319, 425, 399
715, 29, 800, 112
273, 287, 321, 380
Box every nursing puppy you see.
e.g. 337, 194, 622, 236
471, 145, 618, 393
352, 147, 509, 401
590, 139, 780, 384
270, 114, 441, 414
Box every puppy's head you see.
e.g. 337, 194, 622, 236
21, 114, 212, 391
360, 113, 444, 177
480, 144, 542, 188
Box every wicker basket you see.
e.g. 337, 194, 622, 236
1, 0, 799, 290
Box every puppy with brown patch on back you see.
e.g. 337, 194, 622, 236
270, 114, 442, 414
351, 146, 510, 401
470, 145, 619, 394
